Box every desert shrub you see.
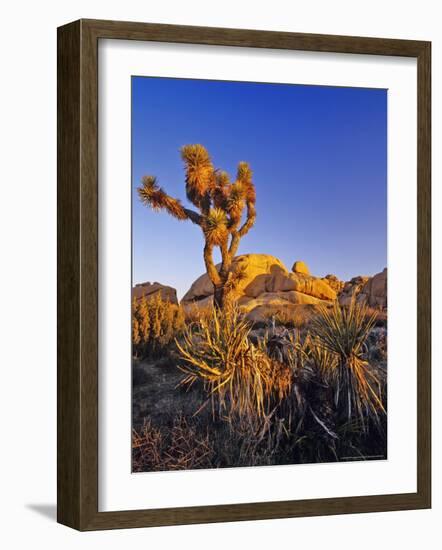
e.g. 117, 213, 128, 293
310, 296, 386, 431
184, 302, 214, 325
360, 305, 387, 327
132, 297, 387, 471
262, 305, 315, 330
275, 306, 313, 329
132, 415, 214, 472
132, 293, 185, 358
366, 327, 387, 364
176, 304, 292, 426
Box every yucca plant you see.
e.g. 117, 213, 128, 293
176, 304, 291, 426
138, 145, 257, 308
310, 296, 386, 431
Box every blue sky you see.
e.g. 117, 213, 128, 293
132, 77, 387, 300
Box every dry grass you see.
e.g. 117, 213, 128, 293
184, 302, 214, 325
261, 304, 318, 330
132, 296, 387, 472
132, 415, 214, 472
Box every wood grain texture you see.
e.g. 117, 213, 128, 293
57, 19, 431, 531
57, 20, 81, 529
416, 42, 431, 506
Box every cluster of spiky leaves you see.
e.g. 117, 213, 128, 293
137, 145, 257, 305
181, 144, 214, 210
202, 208, 228, 246
176, 303, 292, 428
173, 300, 386, 465
138, 144, 256, 241
138, 176, 188, 220
310, 295, 386, 431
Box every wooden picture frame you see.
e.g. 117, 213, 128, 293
57, 18, 431, 530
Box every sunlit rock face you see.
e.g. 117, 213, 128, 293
338, 268, 387, 309
132, 281, 178, 305
181, 254, 337, 320
292, 260, 310, 276
181, 253, 387, 320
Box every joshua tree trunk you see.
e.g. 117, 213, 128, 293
213, 285, 226, 309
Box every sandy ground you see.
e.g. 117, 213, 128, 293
132, 358, 204, 430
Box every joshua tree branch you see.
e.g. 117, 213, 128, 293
228, 231, 240, 258
228, 201, 256, 258
183, 208, 203, 226
203, 242, 222, 287
219, 238, 232, 281
238, 200, 256, 238
137, 176, 202, 226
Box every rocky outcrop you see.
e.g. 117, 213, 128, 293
322, 274, 344, 294
181, 254, 337, 320
265, 271, 336, 301
292, 260, 310, 275
338, 268, 387, 309
182, 254, 287, 304
132, 281, 178, 304
181, 254, 387, 321
359, 268, 387, 308
338, 276, 370, 306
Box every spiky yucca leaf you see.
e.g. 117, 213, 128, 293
215, 170, 231, 188
181, 144, 214, 208
211, 170, 231, 209
227, 181, 246, 222
137, 176, 187, 220
237, 162, 256, 203
203, 208, 228, 246
310, 296, 385, 430
237, 161, 252, 184
176, 304, 291, 424
137, 176, 162, 207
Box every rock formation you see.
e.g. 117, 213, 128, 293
322, 274, 345, 294
181, 254, 337, 321
338, 268, 387, 309
132, 281, 178, 304
180, 253, 387, 322
292, 260, 310, 275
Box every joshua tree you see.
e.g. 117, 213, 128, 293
138, 144, 256, 308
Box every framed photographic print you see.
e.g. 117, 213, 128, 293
57, 19, 431, 530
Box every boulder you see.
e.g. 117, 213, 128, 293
182, 254, 287, 303
266, 272, 337, 301
238, 290, 327, 313
180, 253, 387, 324
181, 294, 213, 313
361, 268, 387, 308
132, 281, 178, 304
338, 275, 370, 306
322, 274, 344, 293
292, 260, 310, 275
338, 269, 387, 309
182, 254, 337, 305
181, 253, 338, 324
